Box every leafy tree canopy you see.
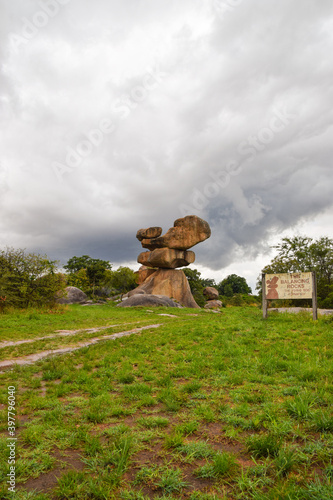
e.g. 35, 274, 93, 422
64, 255, 112, 287
104, 266, 137, 294
218, 274, 252, 296
0, 247, 64, 309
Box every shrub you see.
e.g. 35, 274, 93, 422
0, 247, 65, 309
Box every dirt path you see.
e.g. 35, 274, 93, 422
0, 324, 127, 348
0, 324, 161, 372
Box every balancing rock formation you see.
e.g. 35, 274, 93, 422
122, 216, 211, 308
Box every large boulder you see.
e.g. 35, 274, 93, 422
117, 294, 182, 308
138, 248, 195, 269
56, 286, 87, 304
203, 286, 219, 300
131, 268, 199, 308
140, 215, 211, 250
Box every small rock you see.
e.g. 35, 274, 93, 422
204, 300, 223, 309
136, 227, 162, 241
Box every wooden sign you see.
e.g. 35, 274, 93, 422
262, 272, 317, 320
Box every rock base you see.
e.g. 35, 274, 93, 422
128, 268, 199, 308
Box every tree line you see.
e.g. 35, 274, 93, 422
1, 235, 332, 310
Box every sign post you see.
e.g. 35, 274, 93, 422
262, 272, 318, 320
311, 272, 318, 321
262, 273, 268, 319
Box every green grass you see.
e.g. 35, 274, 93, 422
0, 304, 332, 499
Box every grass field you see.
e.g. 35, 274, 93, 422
0, 304, 332, 499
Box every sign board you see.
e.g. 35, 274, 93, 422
262, 272, 317, 320
265, 272, 313, 300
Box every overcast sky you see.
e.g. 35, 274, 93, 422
1, 0, 333, 291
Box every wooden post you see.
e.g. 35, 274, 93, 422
312, 271, 318, 321
262, 273, 268, 319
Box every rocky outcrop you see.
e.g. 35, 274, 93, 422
56, 286, 87, 304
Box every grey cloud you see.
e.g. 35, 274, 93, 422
0, 0, 332, 275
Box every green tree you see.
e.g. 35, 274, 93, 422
0, 247, 64, 309
63, 255, 92, 273
66, 268, 90, 290
104, 266, 137, 294
201, 277, 217, 288
223, 284, 234, 298
183, 268, 206, 307
64, 255, 112, 289
259, 235, 333, 307
218, 274, 252, 296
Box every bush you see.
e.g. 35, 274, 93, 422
0, 247, 65, 309
221, 294, 260, 307
66, 268, 90, 291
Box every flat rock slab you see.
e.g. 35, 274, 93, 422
0, 324, 161, 372
138, 248, 195, 269
269, 307, 333, 315
118, 294, 182, 308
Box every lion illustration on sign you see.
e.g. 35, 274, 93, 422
266, 276, 279, 299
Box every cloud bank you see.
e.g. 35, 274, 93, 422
1, 0, 333, 275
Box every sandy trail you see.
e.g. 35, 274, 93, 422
0, 324, 161, 372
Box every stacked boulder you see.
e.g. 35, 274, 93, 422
203, 286, 222, 309
119, 215, 211, 308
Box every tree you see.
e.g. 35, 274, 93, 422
64, 255, 92, 274
0, 247, 64, 309
104, 267, 137, 294
217, 274, 252, 296
66, 268, 90, 291
64, 255, 112, 289
201, 277, 217, 288
183, 268, 206, 307
259, 235, 333, 307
